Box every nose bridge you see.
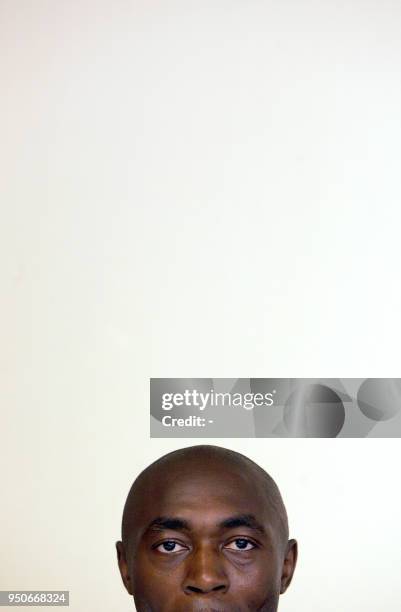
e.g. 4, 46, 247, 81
183, 541, 228, 594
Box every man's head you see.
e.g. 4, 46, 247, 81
116, 445, 297, 612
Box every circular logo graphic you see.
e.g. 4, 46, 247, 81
284, 384, 345, 437
357, 378, 401, 422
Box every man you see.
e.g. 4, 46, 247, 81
116, 445, 297, 611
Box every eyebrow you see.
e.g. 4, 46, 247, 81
146, 516, 191, 532
145, 514, 266, 535
219, 514, 266, 535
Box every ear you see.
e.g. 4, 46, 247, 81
116, 541, 134, 595
280, 539, 298, 594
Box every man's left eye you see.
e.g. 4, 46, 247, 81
224, 538, 256, 551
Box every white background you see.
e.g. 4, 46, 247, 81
1, 1, 401, 610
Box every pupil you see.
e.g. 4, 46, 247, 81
163, 541, 176, 551
235, 539, 248, 549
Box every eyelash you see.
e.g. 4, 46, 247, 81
153, 538, 258, 554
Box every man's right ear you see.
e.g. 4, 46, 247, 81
116, 541, 134, 595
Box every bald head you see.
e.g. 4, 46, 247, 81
117, 445, 297, 611
121, 445, 289, 550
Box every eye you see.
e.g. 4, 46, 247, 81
224, 538, 257, 551
155, 540, 188, 554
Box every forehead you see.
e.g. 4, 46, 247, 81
133, 459, 273, 531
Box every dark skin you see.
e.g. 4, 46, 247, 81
116, 447, 297, 612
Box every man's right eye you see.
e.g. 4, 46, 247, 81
155, 540, 187, 553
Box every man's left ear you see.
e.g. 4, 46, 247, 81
280, 539, 298, 594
